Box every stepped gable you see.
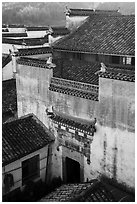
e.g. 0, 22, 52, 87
2, 114, 55, 166
53, 14, 135, 56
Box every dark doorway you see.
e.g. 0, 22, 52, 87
65, 157, 80, 183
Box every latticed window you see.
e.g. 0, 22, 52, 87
22, 155, 40, 185
126, 57, 132, 65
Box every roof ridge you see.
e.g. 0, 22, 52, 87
3, 113, 33, 125
53, 16, 89, 48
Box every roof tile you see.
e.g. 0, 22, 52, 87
53, 58, 100, 85
40, 180, 115, 202
53, 15, 135, 56
2, 114, 54, 166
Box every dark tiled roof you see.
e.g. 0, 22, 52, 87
17, 57, 50, 69
2, 28, 9, 32
53, 15, 135, 56
50, 110, 96, 134
2, 79, 17, 114
40, 180, 115, 202
8, 24, 25, 28
2, 24, 7, 28
53, 58, 100, 85
49, 77, 99, 101
2, 54, 12, 68
51, 26, 70, 37
2, 114, 55, 166
66, 8, 120, 16
99, 66, 135, 82
16, 46, 52, 56
2, 32, 27, 38
2, 36, 48, 46
26, 26, 48, 31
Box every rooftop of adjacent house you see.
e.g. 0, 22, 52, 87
40, 179, 135, 202
2, 24, 7, 28
99, 66, 135, 82
2, 54, 12, 68
16, 46, 52, 56
53, 58, 100, 85
2, 114, 55, 166
2, 32, 27, 38
53, 14, 135, 56
8, 24, 25, 28
50, 26, 70, 36
17, 56, 51, 69
65, 7, 121, 16
2, 28, 9, 32
2, 35, 48, 46
2, 79, 17, 114
26, 26, 48, 31
52, 58, 135, 85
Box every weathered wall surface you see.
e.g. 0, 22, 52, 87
48, 35, 62, 46
8, 28, 26, 33
16, 61, 135, 190
2, 44, 23, 54
66, 16, 88, 31
16, 63, 53, 128
27, 31, 48, 38
98, 78, 135, 131
49, 78, 135, 189
2, 146, 49, 196
89, 124, 135, 189
50, 91, 98, 120
2, 61, 13, 81
94, 78, 135, 189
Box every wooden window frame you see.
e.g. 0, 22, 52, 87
22, 155, 40, 185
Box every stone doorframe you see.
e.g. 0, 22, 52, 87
62, 146, 84, 183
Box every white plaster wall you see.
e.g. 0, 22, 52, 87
16, 64, 53, 128
8, 28, 26, 33
66, 16, 88, 31
83, 125, 135, 189
27, 31, 48, 38
16, 61, 135, 190
2, 61, 13, 81
2, 44, 23, 54
50, 91, 98, 120
2, 146, 49, 196
48, 35, 62, 45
